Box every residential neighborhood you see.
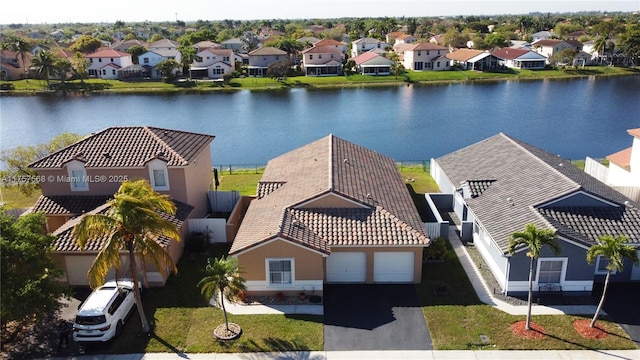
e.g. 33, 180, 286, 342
1, 9, 640, 359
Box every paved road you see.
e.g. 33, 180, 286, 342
323, 284, 432, 351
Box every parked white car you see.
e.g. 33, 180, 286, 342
72, 279, 137, 343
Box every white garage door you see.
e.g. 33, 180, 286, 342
326, 252, 366, 283
374, 252, 414, 283
65, 256, 96, 286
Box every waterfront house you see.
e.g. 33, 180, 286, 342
0, 49, 30, 80
532, 39, 574, 63
113, 39, 148, 53
230, 135, 430, 296
430, 133, 640, 297
301, 46, 344, 76
352, 52, 394, 75
491, 48, 547, 69
190, 48, 234, 79
446, 49, 498, 71
85, 49, 133, 79
247, 47, 288, 77
138, 49, 182, 79
28, 126, 215, 286
403, 42, 450, 71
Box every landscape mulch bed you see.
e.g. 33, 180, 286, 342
573, 319, 609, 339
510, 320, 546, 340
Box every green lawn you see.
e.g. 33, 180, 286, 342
3, 66, 638, 93
109, 244, 323, 353
418, 241, 638, 350
0, 186, 41, 209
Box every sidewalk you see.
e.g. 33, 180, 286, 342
223, 300, 323, 315
48, 349, 640, 359
447, 225, 601, 316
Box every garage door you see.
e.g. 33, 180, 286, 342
374, 252, 414, 283
326, 252, 366, 283
65, 256, 96, 286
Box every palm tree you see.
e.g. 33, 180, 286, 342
508, 223, 561, 330
73, 179, 181, 333
1, 35, 32, 79
53, 58, 73, 86
30, 50, 56, 86
593, 33, 610, 65
586, 234, 639, 328
198, 256, 246, 334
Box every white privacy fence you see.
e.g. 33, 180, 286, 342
584, 157, 608, 183
187, 218, 227, 243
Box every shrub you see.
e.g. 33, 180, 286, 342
424, 236, 448, 261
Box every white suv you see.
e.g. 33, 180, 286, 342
73, 279, 137, 343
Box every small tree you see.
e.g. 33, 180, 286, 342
156, 59, 179, 81
508, 223, 561, 330
267, 59, 291, 81
586, 234, 639, 328
198, 256, 246, 337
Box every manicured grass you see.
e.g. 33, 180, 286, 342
0, 186, 41, 209
418, 241, 638, 350
4, 66, 638, 93
108, 244, 323, 353
215, 167, 265, 196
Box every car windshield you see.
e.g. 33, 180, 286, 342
75, 315, 106, 325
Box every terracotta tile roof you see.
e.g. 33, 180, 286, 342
32, 195, 112, 215
352, 52, 379, 64
29, 126, 214, 169
435, 133, 638, 253
313, 39, 344, 47
85, 49, 130, 58
628, 128, 640, 138
302, 46, 343, 54
411, 42, 448, 51
491, 48, 530, 60
52, 200, 193, 252
607, 147, 632, 170
446, 49, 485, 61
230, 135, 429, 255
533, 39, 565, 47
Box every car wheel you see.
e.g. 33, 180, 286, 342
115, 320, 123, 337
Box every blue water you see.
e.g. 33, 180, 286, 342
1, 76, 639, 166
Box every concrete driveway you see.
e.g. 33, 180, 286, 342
601, 283, 640, 346
323, 284, 432, 351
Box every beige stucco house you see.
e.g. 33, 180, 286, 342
247, 47, 288, 77
229, 135, 430, 296
28, 126, 215, 286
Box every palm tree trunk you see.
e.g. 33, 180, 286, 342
220, 286, 230, 332
591, 270, 610, 328
128, 241, 151, 333
526, 256, 534, 330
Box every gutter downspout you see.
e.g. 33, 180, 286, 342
504, 255, 511, 295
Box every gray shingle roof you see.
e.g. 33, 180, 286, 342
230, 135, 429, 255
435, 133, 640, 253
29, 126, 214, 169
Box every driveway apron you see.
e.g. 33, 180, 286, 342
323, 284, 432, 351
601, 283, 640, 346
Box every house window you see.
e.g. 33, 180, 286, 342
67, 161, 88, 191
99, 58, 102, 62
595, 256, 616, 275
147, 159, 169, 191
537, 259, 566, 284
414, 62, 423, 70
110, 58, 114, 62
426, 51, 430, 56
112, 69, 116, 75
309, 54, 313, 60
319, 54, 322, 59
417, 51, 421, 56
267, 259, 293, 285
144, 58, 149, 64
437, 61, 441, 68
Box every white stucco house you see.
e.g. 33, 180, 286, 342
85, 49, 133, 79
190, 48, 235, 79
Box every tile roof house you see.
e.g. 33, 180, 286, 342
190, 48, 234, 79
532, 39, 575, 63
28, 126, 215, 286
247, 47, 288, 77
301, 46, 344, 76
491, 48, 547, 69
431, 133, 640, 296
402, 42, 450, 71
230, 135, 430, 296
351, 52, 395, 75
351, 37, 391, 58
446, 49, 498, 71
85, 49, 133, 79
1, 49, 30, 80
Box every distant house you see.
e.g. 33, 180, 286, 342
137, 49, 182, 79
351, 52, 394, 75
403, 42, 450, 71
247, 47, 288, 77
221, 38, 243, 52
148, 39, 180, 51
27, 126, 215, 287
301, 46, 343, 76
605, 128, 640, 188
230, 135, 430, 296
491, 48, 547, 69
531, 31, 555, 42
313, 39, 347, 55
431, 133, 640, 297
386, 32, 416, 45
193, 41, 221, 51
351, 38, 391, 58
190, 48, 234, 79
428, 34, 445, 46
532, 39, 574, 63
297, 36, 320, 47
85, 49, 133, 79
50, 30, 65, 41
446, 49, 498, 71
113, 39, 148, 53
0, 49, 29, 80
